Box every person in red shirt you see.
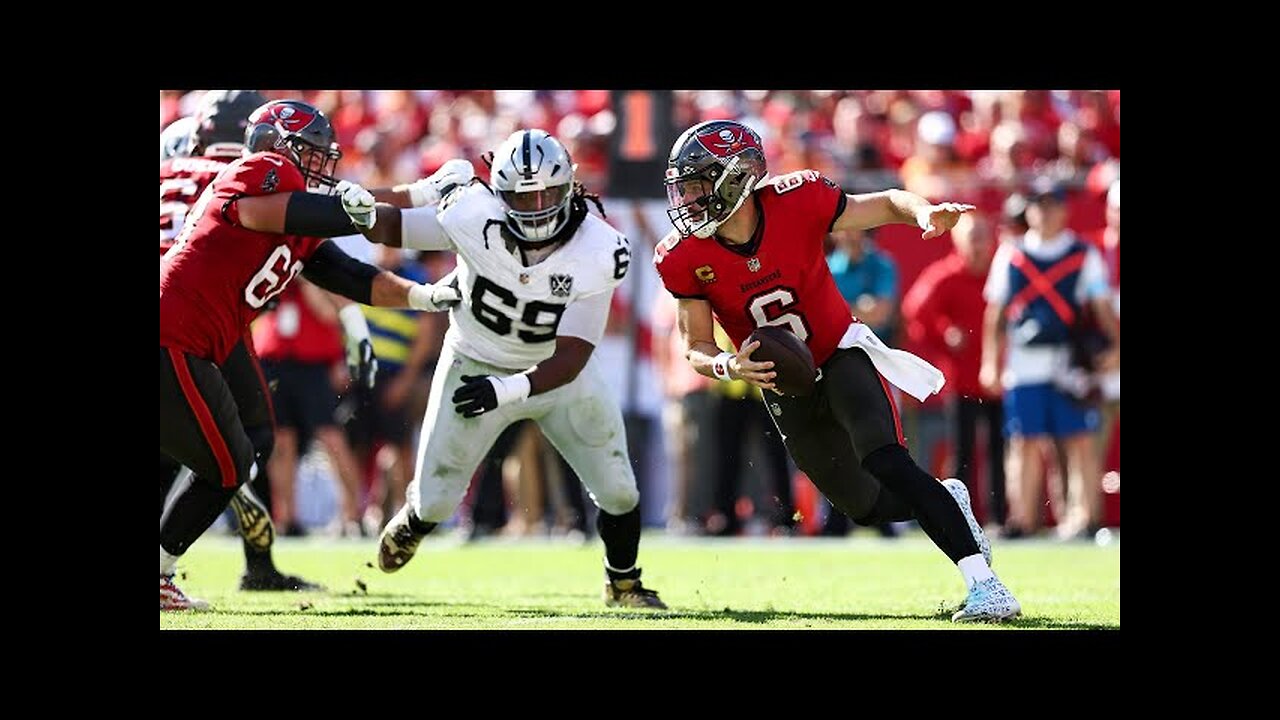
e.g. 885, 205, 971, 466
159, 99, 460, 611
902, 212, 1006, 527
655, 120, 1019, 621
159, 90, 328, 593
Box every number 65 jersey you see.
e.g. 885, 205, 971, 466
160, 152, 324, 364
434, 183, 631, 370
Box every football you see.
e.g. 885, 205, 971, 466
745, 325, 817, 396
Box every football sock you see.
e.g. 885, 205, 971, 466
407, 508, 437, 536
958, 555, 995, 589
597, 506, 641, 578
161, 545, 180, 576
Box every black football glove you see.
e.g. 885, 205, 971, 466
347, 338, 378, 390
452, 375, 498, 418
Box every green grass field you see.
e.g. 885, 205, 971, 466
160, 533, 1119, 629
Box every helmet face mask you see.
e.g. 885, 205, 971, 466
665, 121, 766, 239
286, 136, 342, 192
244, 100, 343, 191
489, 129, 575, 247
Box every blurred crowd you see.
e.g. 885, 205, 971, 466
162, 89, 1119, 542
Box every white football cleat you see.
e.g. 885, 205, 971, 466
951, 576, 1022, 623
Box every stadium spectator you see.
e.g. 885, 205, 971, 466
254, 280, 377, 537
824, 226, 903, 537
902, 212, 1006, 527
652, 292, 718, 535
980, 178, 1119, 540
346, 245, 447, 533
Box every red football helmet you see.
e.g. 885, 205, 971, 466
665, 120, 767, 238
244, 100, 342, 190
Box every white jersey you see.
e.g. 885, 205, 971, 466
435, 183, 631, 370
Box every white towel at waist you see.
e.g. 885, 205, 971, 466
835, 323, 945, 402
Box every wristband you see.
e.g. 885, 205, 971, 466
711, 351, 734, 381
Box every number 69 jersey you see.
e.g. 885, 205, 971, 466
435, 183, 631, 370
653, 169, 854, 367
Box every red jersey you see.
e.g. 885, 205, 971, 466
654, 169, 854, 366
251, 282, 344, 365
160, 152, 325, 363
901, 253, 994, 400
159, 155, 233, 256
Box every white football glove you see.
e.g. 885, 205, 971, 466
335, 180, 377, 230
407, 159, 475, 208
407, 282, 463, 312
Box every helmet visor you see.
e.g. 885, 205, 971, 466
499, 185, 572, 242
499, 185, 570, 215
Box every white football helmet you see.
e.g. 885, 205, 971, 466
489, 129, 576, 246
160, 116, 197, 161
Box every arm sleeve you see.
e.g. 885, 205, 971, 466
557, 289, 614, 346
401, 206, 456, 251
300, 240, 380, 304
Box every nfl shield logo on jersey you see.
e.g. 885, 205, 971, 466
550, 274, 574, 297
747, 257, 762, 273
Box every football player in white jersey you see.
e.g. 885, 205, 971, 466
344, 129, 665, 608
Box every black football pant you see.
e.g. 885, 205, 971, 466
160, 345, 256, 557
766, 347, 981, 563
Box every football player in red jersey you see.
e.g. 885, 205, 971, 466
159, 99, 461, 611
654, 120, 1020, 622
160, 90, 332, 593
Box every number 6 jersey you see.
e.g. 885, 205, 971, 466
160, 152, 325, 364
430, 183, 631, 370
652, 169, 855, 367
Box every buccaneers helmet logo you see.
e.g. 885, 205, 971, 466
695, 126, 762, 159
269, 104, 313, 132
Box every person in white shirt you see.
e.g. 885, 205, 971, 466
342, 129, 665, 608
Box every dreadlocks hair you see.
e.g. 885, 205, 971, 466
571, 181, 606, 219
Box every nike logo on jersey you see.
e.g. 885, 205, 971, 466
261, 156, 284, 167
